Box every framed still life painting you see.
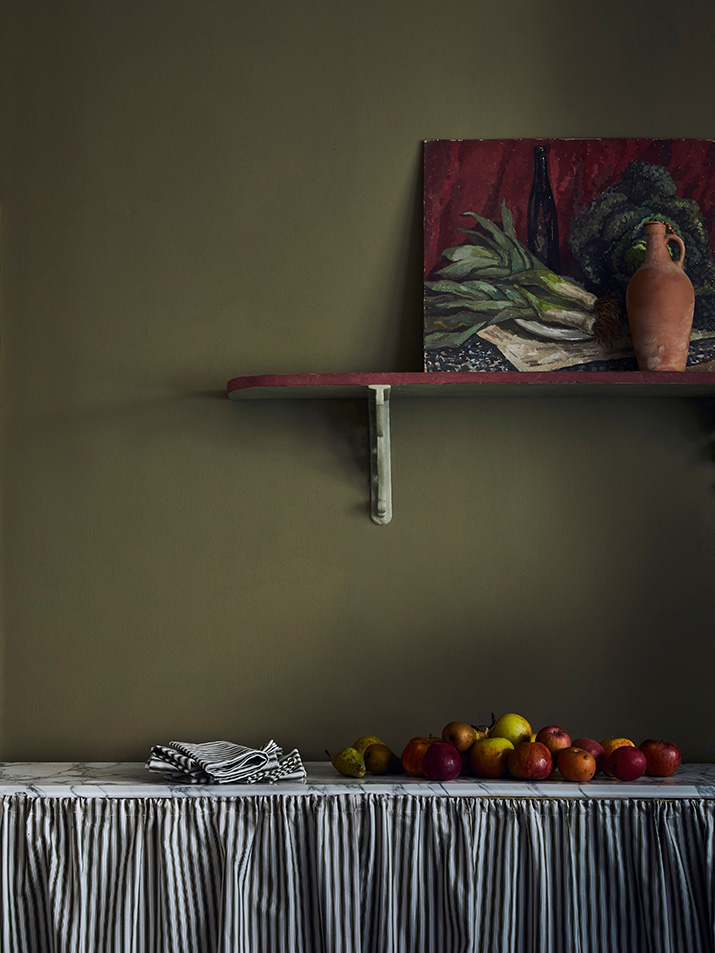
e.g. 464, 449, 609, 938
423, 138, 715, 372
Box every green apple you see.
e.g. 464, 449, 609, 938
490, 713, 532, 747
469, 737, 514, 778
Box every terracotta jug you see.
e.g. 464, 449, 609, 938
625, 221, 694, 371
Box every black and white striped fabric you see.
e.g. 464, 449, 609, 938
1, 794, 713, 953
146, 739, 306, 783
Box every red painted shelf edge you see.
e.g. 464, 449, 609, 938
227, 370, 715, 395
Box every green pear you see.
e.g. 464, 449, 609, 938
326, 747, 366, 778
364, 743, 402, 775
352, 735, 384, 756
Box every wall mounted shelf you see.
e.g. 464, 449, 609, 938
227, 371, 715, 525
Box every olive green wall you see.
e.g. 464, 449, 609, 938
2, 0, 715, 763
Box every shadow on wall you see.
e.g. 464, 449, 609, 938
694, 398, 715, 486
379, 146, 425, 373
208, 389, 371, 505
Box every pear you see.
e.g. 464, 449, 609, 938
364, 743, 402, 775
326, 747, 366, 778
352, 735, 384, 756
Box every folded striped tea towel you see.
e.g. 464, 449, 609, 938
146, 739, 307, 784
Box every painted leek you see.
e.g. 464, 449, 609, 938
424, 201, 597, 349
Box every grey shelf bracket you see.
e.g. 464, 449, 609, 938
367, 384, 392, 525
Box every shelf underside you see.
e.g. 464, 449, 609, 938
226, 370, 715, 524
227, 371, 715, 400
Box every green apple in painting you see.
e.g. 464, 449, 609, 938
490, 713, 532, 747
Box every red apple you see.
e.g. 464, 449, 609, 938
607, 745, 647, 781
535, 726, 572, 760
422, 742, 462, 781
572, 738, 606, 773
557, 747, 597, 782
401, 737, 437, 777
600, 737, 635, 777
508, 741, 553, 780
470, 737, 514, 778
639, 740, 682, 777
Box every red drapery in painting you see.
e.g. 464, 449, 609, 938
423, 138, 715, 279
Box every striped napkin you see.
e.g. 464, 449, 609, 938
146, 739, 306, 784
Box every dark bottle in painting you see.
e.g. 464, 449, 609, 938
527, 144, 560, 272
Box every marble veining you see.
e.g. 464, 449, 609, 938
0, 762, 714, 798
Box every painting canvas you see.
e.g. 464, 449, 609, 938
423, 138, 715, 372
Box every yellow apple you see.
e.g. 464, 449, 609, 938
470, 737, 514, 778
490, 713, 532, 747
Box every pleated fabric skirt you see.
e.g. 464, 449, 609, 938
1, 793, 713, 953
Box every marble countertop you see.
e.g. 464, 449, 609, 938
0, 761, 714, 799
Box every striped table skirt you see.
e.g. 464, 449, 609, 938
1, 793, 713, 953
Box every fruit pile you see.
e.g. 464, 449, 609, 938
326, 736, 402, 778
327, 715, 682, 782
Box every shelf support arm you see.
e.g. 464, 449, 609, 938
367, 384, 392, 525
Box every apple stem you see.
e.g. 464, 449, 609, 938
325, 749, 333, 761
